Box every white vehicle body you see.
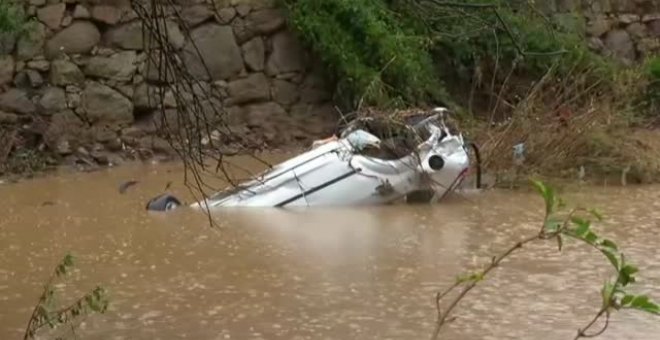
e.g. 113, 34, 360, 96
190, 108, 472, 209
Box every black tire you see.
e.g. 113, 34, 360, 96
146, 194, 182, 211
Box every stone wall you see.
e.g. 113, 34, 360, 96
0, 0, 336, 162
539, 0, 660, 64
2, 0, 659, 167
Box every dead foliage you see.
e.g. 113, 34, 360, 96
467, 61, 660, 185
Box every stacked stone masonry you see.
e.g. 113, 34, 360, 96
2, 0, 660, 162
540, 0, 660, 64
0, 0, 336, 159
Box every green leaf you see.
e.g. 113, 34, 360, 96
456, 271, 484, 283
36, 305, 48, 318
570, 216, 589, 227
601, 281, 615, 309
626, 295, 660, 314
44, 286, 56, 307
640, 301, 660, 314
544, 217, 562, 233
62, 254, 74, 267
571, 217, 591, 237
600, 248, 620, 270
558, 197, 567, 209
601, 239, 618, 251
531, 179, 546, 194
622, 265, 639, 276
589, 208, 604, 221
55, 264, 66, 277
544, 186, 556, 215
531, 180, 556, 215
619, 264, 637, 286
621, 294, 634, 306
584, 231, 598, 244
631, 295, 650, 308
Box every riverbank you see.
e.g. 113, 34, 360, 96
0, 141, 312, 185
4, 125, 660, 192
3, 1, 660, 189
4, 97, 660, 190
466, 123, 660, 189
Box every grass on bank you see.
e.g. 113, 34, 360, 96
466, 59, 660, 186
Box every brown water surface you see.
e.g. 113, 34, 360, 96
1, 161, 659, 339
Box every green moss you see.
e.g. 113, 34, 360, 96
0, 1, 26, 34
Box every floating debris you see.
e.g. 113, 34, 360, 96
118, 180, 139, 194
513, 143, 525, 166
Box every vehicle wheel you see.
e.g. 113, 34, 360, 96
146, 194, 182, 211
406, 189, 436, 204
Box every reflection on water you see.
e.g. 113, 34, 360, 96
1, 163, 659, 339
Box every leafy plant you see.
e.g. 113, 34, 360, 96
2, 149, 51, 176
0, 1, 27, 34
403, 0, 616, 104
283, 0, 620, 117
23, 253, 109, 340
283, 0, 450, 110
639, 56, 660, 119
431, 180, 659, 339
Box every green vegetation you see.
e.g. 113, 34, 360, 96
533, 180, 659, 319
2, 149, 51, 177
0, 1, 26, 33
283, 0, 449, 109
640, 56, 660, 118
284, 0, 615, 110
24, 253, 109, 340
284, 0, 660, 184
431, 180, 659, 339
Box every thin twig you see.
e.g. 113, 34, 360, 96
23, 266, 60, 340
431, 233, 541, 340
574, 308, 610, 339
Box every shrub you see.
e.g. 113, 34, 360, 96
641, 56, 660, 118
284, 0, 620, 116
0, 1, 26, 33
402, 0, 617, 105
283, 0, 450, 110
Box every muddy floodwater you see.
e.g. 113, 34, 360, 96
1, 161, 659, 340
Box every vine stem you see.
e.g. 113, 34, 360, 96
23, 270, 59, 340
430, 233, 541, 340
573, 265, 621, 339
430, 202, 618, 340
28, 294, 101, 331
574, 308, 609, 339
